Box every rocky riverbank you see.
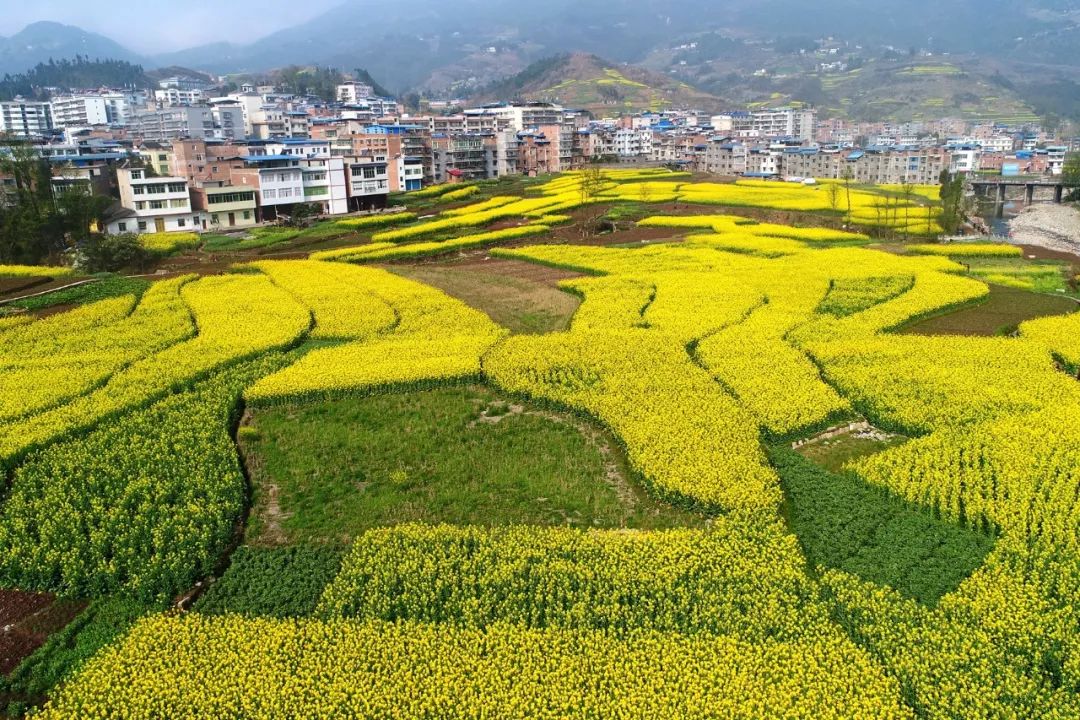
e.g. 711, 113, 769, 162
1008, 204, 1080, 256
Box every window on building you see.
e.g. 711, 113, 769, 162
177, 218, 186, 228
243, 210, 251, 220
117, 222, 127, 232
131, 170, 143, 179
150, 200, 165, 210
170, 199, 188, 208
133, 186, 145, 195
363, 167, 377, 179
158, 154, 167, 161
135, 201, 146, 210
280, 188, 293, 198
168, 183, 186, 193
211, 214, 219, 224
263, 189, 276, 199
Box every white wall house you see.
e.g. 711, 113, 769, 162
346, 157, 390, 211
613, 129, 652, 157
300, 157, 349, 214
0, 99, 53, 138
50, 96, 109, 128
109, 167, 201, 234
233, 155, 346, 218
154, 88, 205, 107
337, 81, 374, 105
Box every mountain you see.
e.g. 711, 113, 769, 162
0, 58, 155, 101
0, 21, 143, 76
475, 53, 725, 114
1, 1, 1078, 118
142, 0, 1080, 90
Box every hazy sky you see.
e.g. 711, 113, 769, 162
0, 0, 344, 54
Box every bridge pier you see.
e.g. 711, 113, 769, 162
1025, 184, 1035, 205
998, 184, 1007, 203
1055, 185, 1064, 204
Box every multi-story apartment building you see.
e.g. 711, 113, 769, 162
701, 140, 748, 175
345, 155, 390, 210
130, 107, 214, 141
137, 141, 174, 176
109, 167, 201, 234
284, 111, 311, 138
249, 106, 288, 139
429, 114, 511, 134
0, 99, 54, 138
463, 102, 565, 132
50, 95, 110, 128
1046, 146, 1068, 175
398, 156, 425, 192
336, 82, 374, 105
949, 144, 982, 174
154, 88, 205, 107
340, 97, 398, 119
538, 124, 575, 171
432, 134, 496, 182
230, 154, 349, 219
623, 130, 661, 161
170, 138, 245, 183
494, 130, 520, 177
781, 147, 949, 185
190, 181, 258, 230
211, 102, 245, 140
650, 133, 704, 165
711, 107, 817, 142
977, 136, 1015, 154
517, 131, 558, 176
159, 75, 211, 92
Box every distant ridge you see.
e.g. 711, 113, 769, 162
474, 53, 726, 114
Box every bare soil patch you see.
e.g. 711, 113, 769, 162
901, 284, 1076, 337
392, 258, 582, 334
0, 590, 87, 676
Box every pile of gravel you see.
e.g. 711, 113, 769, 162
1008, 204, 1080, 255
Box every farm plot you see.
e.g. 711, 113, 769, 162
6, 172, 1080, 718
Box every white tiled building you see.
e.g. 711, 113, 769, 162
108, 167, 201, 234
0, 99, 54, 138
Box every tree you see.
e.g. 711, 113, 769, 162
841, 165, 854, 222
0, 138, 58, 264
900, 181, 917, 240
55, 183, 113, 245
284, 202, 320, 227
576, 168, 611, 240
1063, 153, 1080, 202
75, 233, 148, 273
579, 167, 606, 206
0, 137, 117, 265
826, 181, 841, 213
938, 170, 967, 235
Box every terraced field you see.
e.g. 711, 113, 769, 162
2, 169, 1079, 718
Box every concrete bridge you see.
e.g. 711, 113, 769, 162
970, 177, 1068, 205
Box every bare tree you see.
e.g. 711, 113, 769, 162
577, 167, 609, 240
826, 181, 842, 213
579, 167, 606, 206
900, 181, 916, 240
841, 165, 854, 223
